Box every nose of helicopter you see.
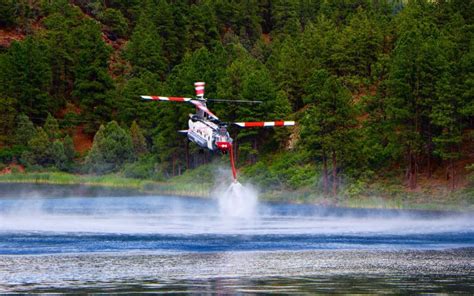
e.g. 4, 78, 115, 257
216, 141, 231, 152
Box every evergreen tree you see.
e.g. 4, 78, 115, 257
301, 69, 358, 196
130, 120, 148, 156
0, 97, 17, 145
330, 8, 384, 82
85, 121, 134, 174
22, 127, 51, 167
0, 37, 53, 119
50, 140, 67, 170
186, 3, 219, 52
154, 0, 181, 69
99, 8, 129, 39
44, 114, 61, 141
271, 0, 301, 37
0, 0, 16, 27
124, 2, 166, 78
387, 1, 450, 188
63, 135, 75, 163
71, 18, 114, 134
14, 114, 36, 147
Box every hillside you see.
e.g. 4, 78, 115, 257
0, 0, 472, 204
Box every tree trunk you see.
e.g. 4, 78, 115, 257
322, 153, 328, 196
172, 155, 176, 176
252, 138, 258, 164
427, 126, 432, 179
332, 150, 337, 197
185, 140, 190, 169
450, 158, 455, 191
408, 151, 417, 190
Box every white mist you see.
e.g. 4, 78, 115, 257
218, 182, 258, 219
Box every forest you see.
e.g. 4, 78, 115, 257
0, 0, 472, 201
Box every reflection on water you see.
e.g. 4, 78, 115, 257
0, 184, 473, 293
1, 250, 473, 293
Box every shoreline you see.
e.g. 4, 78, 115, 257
0, 172, 472, 212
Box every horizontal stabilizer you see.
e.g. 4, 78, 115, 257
234, 121, 295, 128
178, 130, 188, 134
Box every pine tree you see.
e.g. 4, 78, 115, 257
71, 18, 114, 134
100, 8, 129, 39
44, 114, 61, 141
186, 3, 219, 52
124, 3, 166, 78
0, 37, 53, 119
0, 97, 17, 145
51, 140, 67, 170
386, 1, 451, 188
271, 0, 301, 37
23, 127, 51, 167
0, 0, 16, 27
330, 8, 384, 81
63, 135, 75, 163
14, 114, 36, 147
301, 69, 358, 196
85, 121, 134, 174
130, 120, 148, 156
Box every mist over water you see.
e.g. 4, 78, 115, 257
0, 183, 472, 248
215, 182, 258, 219
0, 184, 473, 293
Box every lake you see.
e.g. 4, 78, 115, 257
0, 183, 473, 293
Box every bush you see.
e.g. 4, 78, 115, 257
123, 156, 163, 180
242, 150, 317, 190
0, 145, 26, 163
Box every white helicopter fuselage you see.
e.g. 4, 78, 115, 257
187, 117, 232, 151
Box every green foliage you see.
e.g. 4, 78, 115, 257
85, 121, 134, 174
0, 145, 26, 163
0, 97, 17, 145
0, 37, 53, 119
22, 127, 51, 167
124, 4, 166, 78
123, 155, 162, 180
0, 0, 473, 198
44, 113, 61, 141
63, 135, 75, 163
99, 8, 129, 38
71, 18, 114, 134
0, 0, 16, 27
14, 114, 36, 146
130, 121, 148, 156
242, 150, 316, 190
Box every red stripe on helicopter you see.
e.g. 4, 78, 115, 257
168, 97, 189, 101
195, 82, 205, 96
235, 121, 295, 128
141, 96, 191, 102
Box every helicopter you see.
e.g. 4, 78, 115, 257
141, 82, 295, 181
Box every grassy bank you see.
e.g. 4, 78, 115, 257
0, 171, 472, 211
0, 172, 211, 198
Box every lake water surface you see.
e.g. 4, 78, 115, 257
0, 183, 473, 293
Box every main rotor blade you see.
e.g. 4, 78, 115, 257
141, 96, 192, 102
190, 100, 219, 120
233, 121, 295, 128
207, 99, 262, 104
